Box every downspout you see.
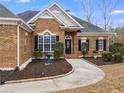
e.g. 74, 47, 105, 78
17, 25, 20, 67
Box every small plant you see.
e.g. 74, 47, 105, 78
54, 49, 59, 61
33, 49, 42, 59
55, 42, 64, 56
93, 50, 98, 59
54, 42, 64, 60
93, 50, 98, 55
102, 52, 112, 62
81, 42, 88, 57
114, 52, 123, 63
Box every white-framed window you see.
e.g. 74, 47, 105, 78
98, 39, 104, 51
38, 32, 56, 52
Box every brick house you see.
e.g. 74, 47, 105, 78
0, 3, 111, 70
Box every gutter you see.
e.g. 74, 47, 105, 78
77, 31, 117, 36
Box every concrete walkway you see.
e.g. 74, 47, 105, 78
0, 59, 105, 93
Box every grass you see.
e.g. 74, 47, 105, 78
53, 62, 124, 93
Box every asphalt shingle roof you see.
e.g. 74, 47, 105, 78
17, 10, 105, 32
0, 3, 18, 18
17, 10, 39, 22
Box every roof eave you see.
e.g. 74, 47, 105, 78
77, 32, 116, 36
0, 17, 33, 32
60, 26, 84, 30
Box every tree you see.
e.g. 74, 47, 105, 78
81, 0, 94, 23
98, 0, 117, 31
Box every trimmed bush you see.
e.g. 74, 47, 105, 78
81, 42, 88, 57
110, 42, 124, 54
33, 49, 42, 59
55, 42, 64, 56
54, 49, 59, 60
114, 52, 123, 63
102, 52, 112, 62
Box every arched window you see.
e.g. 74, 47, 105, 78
38, 32, 56, 52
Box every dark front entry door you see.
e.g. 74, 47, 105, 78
65, 39, 71, 54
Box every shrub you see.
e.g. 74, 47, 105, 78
55, 42, 64, 56
102, 52, 112, 62
54, 49, 59, 60
33, 49, 42, 59
110, 42, 124, 54
56, 42, 64, 55
81, 42, 88, 57
114, 52, 123, 63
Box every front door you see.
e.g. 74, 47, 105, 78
65, 39, 71, 54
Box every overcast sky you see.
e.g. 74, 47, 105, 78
0, 0, 124, 28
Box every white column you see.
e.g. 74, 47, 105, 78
17, 25, 20, 67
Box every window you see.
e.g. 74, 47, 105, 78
38, 32, 56, 52
98, 39, 104, 51
24, 32, 28, 53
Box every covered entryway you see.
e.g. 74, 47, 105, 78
65, 34, 72, 54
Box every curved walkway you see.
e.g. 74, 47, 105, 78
0, 59, 105, 93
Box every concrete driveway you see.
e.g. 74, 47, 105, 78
0, 59, 105, 93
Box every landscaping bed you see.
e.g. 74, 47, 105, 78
0, 59, 72, 82
83, 57, 116, 66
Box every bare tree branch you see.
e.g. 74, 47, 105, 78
98, 0, 117, 31
81, 0, 94, 23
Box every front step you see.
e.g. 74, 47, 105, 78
64, 54, 82, 58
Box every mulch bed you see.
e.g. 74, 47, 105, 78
83, 57, 115, 66
0, 59, 72, 82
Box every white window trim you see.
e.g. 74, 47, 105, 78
38, 32, 56, 52
98, 39, 104, 51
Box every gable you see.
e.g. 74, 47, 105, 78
26, 3, 83, 28
27, 9, 65, 26
39, 10, 54, 19
48, 3, 82, 27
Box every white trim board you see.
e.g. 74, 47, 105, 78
0, 67, 15, 71
27, 8, 66, 26
17, 25, 20, 67
19, 58, 32, 71
49, 3, 83, 28
0, 17, 33, 32
0, 58, 32, 71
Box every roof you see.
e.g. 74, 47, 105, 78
17, 10, 39, 22
17, 10, 105, 32
0, 3, 18, 18
71, 15, 104, 32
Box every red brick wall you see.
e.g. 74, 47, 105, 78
78, 36, 109, 56
32, 18, 65, 54
0, 25, 17, 68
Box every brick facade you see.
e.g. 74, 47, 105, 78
19, 27, 32, 66
32, 18, 65, 54
0, 25, 17, 68
0, 19, 109, 68
86, 36, 109, 56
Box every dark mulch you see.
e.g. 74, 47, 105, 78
83, 57, 115, 66
0, 59, 72, 82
